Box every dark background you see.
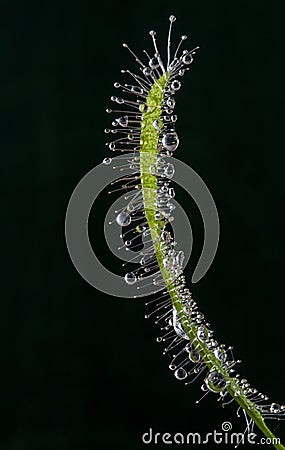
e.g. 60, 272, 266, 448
2, 0, 285, 449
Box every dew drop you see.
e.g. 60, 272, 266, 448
116, 211, 131, 227
124, 272, 137, 285
197, 325, 208, 342
205, 371, 227, 393
174, 368, 187, 380
214, 347, 227, 363
171, 80, 181, 91
162, 132, 179, 151
182, 53, 193, 65
103, 157, 112, 165
189, 349, 200, 363
149, 57, 159, 69
168, 187, 175, 198
164, 163, 175, 179
166, 97, 175, 109
270, 403, 281, 413
139, 103, 148, 113
125, 240, 131, 247
131, 86, 144, 95
116, 116, 128, 127
143, 67, 152, 77
153, 119, 161, 130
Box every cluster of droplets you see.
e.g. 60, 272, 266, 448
103, 14, 285, 429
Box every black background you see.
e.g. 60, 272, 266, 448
2, 1, 285, 449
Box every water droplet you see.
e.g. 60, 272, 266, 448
168, 187, 175, 198
131, 86, 143, 95
176, 250, 185, 268
169, 15, 176, 22
116, 97, 124, 104
153, 119, 161, 130
172, 308, 189, 340
163, 257, 172, 270
124, 272, 137, 285
143, 67, 152, 77
189, 349, 200, 363
182, 53, 193, 65
179, 69, 185, 76
205, 371, 227, 393
109, 143, 115, 150
125, 240, 131, 247
214, 347, 227, 363
166, 97, 175, 109
174, 368, 187, 380
139, 103, 148, 113
127, 203, 135, 212
162, 132, 179, 151
197, 326, 208, 342
270, 403, 281, 413
116, 116, 128, 127
171, 80, 181, 91
164, 163, 175, 179
103, 157, 112, 165
149, 57, 159, 69
116, 211, 131, 227
169, 364, 176, 371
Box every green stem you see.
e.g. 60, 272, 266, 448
139, 74, 285, 450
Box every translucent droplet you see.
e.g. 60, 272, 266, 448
270, 403, 281, 413
153, 119, 161, 130
164, 163, 175, 179
174, 368, 187, 380
166, 97, 175, 109
214, 348, 227, 363
172, 308, 189, 340
116, 211, 131, 227
143, 67, 152, 76
169, 15, 176, 22
179, 69, 185, 76
163, 257, 172, 270
124, 272, 137, 285
103, 157, 112, 165
149, 57, 159, 69
139, 103, 148, 113
116, 116, 128, 127
182, 53, 193, 65
169, 364, 176, 371
197, 325, 208, 342
169, 187, 175, 198
205, 371, 227, 393
176, 250, 185, 268
162, 132, 179, 151
116, 97, 124, 104
189, 349, 200, 363
127, 203, 135, 212
171, 80, 181, 91
131, 86, 143, 94
125, 240, 131, 247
